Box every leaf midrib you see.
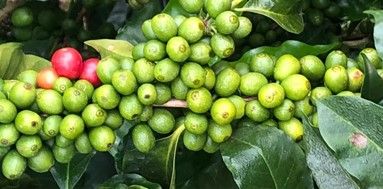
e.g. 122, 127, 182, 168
230, 137, 279, 189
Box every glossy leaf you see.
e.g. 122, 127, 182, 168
0, 42, 23, 79
78, 152, 117, 189
339, 0, 382, 21
181, 156, 238, 189
301, 117, 360, 189
221, 125, 314, 189
107, 0, 129, 29
360, 54, 383, 103
17, 54, 51, 73
318, 96, 383, 187
85, 39, 134, 60
235, 0, 304, 34
162, 0, 194, 17
50, 152, 95, 189
22, 38, 58, 59
99, 174, 161, 189
116, 0, 162, 44
365, 10, 383, 58
120, 125, 185, 188
109, 120, 135, 158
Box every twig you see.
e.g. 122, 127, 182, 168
343, 37, 370, 48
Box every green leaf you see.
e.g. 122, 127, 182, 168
181, 156, 238, 189
17, 54, 51, 74
221, 125, 314, 189
162, 0, 194, 17
317, 96, 383, 187
77, 152, 117, 188
339, 0, 382, 21
120, 125, 185, 188
50, 152, 95, 189
0, 42, 23, 79
365, 10, 383, 58
235, 0, 304, 34
360, 54, 383, 103
116, 0, 162, 45
85, 39, 134, 60
99, 174, 162, 189
22, 38, 58, 59
109, 120, 135, 158
301, 117, 360, 189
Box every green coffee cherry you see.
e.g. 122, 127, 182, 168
59, 114, 85, 140
294, 96, 314, 119
240, 72, 268, 96
137, 83, 157, 105
210, 98, 236, 125
154, 58, 180, 82
74, 80, 94, 100
207, 121, 232, 143
2, 150, 26, 180
203, 136, 220, 153
325, 50, 347, 69
36, 89, 63, 115
347, 67, 364, 92
279, 118, 304, 141
15, 110, 42, 135
215, 67, 240, 97
9, 82, 36, 109
154, 83, 172, 104
96, 57, 120, 84
310, 86, 332, 105
281, 74, 311, 101
55, 135, 73, 148
0, 99, 17, 124
112, 70, 137, 95
189, 42, 214, 65
132, 43, 145, 60
166, 36, 191, 62
324, 65, 349, 94
140, 106, 153, 122
132, 124, 155, 153
185, 112, 208, 135
132, 58, 155, 83
171, 77, 189, 100
183, 131, 207, 151
119, 94, 143, 120
28, 146, 54, 173
357, 48, 382, 69
233, 17, 252, 39
0, 124, 19, 147
144, 40, 166, 61
180, 0, 204, 13
151, 13, 178, 42
204, 0, 231, 18
89, 126, 116, 152
180, 62, 206, 89
210, 34, 235, 58
16, 135, 43, 158
245, 100, 270, 122
186, 88, 212, 113
178, 17, 205, 43
53, 144, 75, 164
53, 77, 73, 94
141, 20, 157, 40
75, 133, 93, 154
273, 99, 295, 121
93, 84, 121, 110
82, 104, 107, 127
274, 54, 301, 81
258, 83, 285, 108
215, 11, 239, 35
228, 95, 246, 120
300, 55, 326, 81
148, 109, 175, 134
105, 110, 123, 129
250, 53, 276, 78
62, 87, 88, 113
